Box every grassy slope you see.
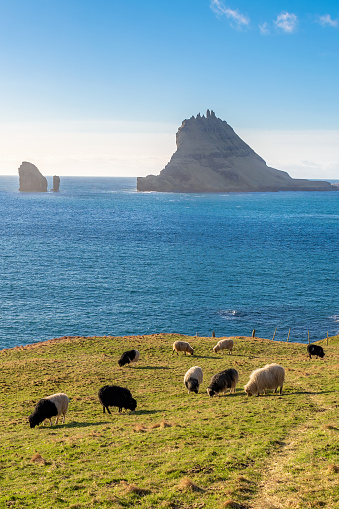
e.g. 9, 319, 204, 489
0, 333, 338, 509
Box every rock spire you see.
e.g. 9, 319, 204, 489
137, 111, 336, 193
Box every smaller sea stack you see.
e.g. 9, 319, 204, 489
52, 176, 60, 192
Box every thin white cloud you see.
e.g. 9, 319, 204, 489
210, 0, 250, 28
259, 22, 270, 35
274, 12, 298, 33
318, 14, 338, 28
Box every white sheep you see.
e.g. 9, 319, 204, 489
213, 338, 234, 355
172, 340, 194, 356
29, 393, 69, 428
244, 363, 285, 397
184, 366, 203, 394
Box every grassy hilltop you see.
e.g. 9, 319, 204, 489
0, 333, 338, 509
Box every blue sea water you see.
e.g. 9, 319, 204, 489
0, 176, 338, 349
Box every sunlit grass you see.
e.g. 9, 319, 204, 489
0, 333, 338, 508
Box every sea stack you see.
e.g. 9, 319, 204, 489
137, 111, 336, 193
52, 176, 60, 192
18, 162, 48, 192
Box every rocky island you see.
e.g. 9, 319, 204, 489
137, 111, 336, 193
18, 161, 60, 192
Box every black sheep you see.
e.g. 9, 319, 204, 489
307, 344, 325, 359
98, 385, 137, 413
118, 349, 140, 367
29, 399, 58, 428
207, 368, 239, 397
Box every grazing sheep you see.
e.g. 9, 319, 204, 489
207, 368, 239, 397
29, 393, 69, 428
184, 366, 203, 394
244, 363, 285, 397
307, 344, 325, 360
213, 338, 234, 355
118, 349, 140, 367
98, 385, 137, 414
172, 340, 194, 356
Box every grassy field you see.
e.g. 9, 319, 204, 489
0, 333, 338, 509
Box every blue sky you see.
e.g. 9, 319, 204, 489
1, 0, 338, 178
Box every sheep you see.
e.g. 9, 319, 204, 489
28, 393, 69, 428
118, 349, 140, 367
307, 344, 325, 360
244, 363, 285, 397
207, 368, 239, 397
213, 338, 234, 355
172, 340, 194, 356
184, 366, 203, 394
98, 385, 137, 414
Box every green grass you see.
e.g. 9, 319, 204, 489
0, 333, 338, 508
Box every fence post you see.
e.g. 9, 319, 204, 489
252, 329, 256, 338
327, 331, 328, 346
308, 331, 310, 344
287, 328, 290, 342
272, 327, 277, 340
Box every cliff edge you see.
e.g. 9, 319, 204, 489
137, 111, 336, 193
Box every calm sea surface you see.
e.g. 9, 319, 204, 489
0, 176, 338, 349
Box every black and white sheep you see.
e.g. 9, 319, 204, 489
307, 344, 325, 360
28, 393, 69, 428
207, 368, 239, 397
244, 363, 285, 397
184, 366, 203, 394
98, 385, 137, 414
213, 338, 234, 355
118, 349, 140, 367
172, 340, 194, 356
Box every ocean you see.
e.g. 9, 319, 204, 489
0, 176, 338, 349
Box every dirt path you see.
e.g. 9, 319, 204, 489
248, 387, 336, 509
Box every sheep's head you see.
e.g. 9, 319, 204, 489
186, 378, 199, 394
118, 356, 129, 367
128, 398, 137, 411
207, 388, 215, 397
28, 413, 39, 428
244, 382, 256, 397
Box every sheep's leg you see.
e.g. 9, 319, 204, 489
49, 418, 53, 426
279, 386, 283, 395
62, 413, 66, 424
55, 415, 59, 425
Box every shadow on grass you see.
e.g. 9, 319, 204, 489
133, 366, 171, 370
192, 354, 220, 360
37, 421, 111, 429
287, 389, 338, 396
134, 409, 161, 416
